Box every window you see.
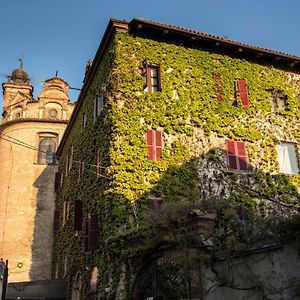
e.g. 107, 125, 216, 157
226, 140, 249, 172
96, 148, 102, 177
270, 91, 287, 112
235, 80, 250, 108
38, 137, 56, 164
148, 196, 163, 212
53, 209, 60, 232
77, 161, 85, 182
54, 171, 62, 192
74, 200, 83, 232
81, 112, 87, 130
142, 61, 161, 92
48, 108, 58, 119
85, 214, 99, 252
146, 130, 163, 161
213, 75, 224, 103
93, 95, 104, 120
62, 200, 70, 226
277, 143, 299, 175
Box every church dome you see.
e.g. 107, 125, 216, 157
10, 59, 30, 84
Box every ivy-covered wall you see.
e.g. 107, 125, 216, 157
53, 28, 300, 299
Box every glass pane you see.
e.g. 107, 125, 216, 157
277, 143, 299, 174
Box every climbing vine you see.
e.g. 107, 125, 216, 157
53, 31, 300, 299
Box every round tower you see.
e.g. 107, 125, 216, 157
0, 62, 75, 283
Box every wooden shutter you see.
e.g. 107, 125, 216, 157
54, 172, 61, 192
53, 209, 60, 232
236, 141, 248, 170
155, 130, 163, 160
88, 214, 99, 251
146, 130, 155, 160
157, 66, 162, 91
146, 130, 163, 161
237, 80, 250, 108
226, 140, 238, 170
74, 200, 83, 231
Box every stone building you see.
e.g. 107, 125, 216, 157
0, 60, 74, 284
54, 19, 300, 299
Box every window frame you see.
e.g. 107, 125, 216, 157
226, 140, 249, 172
142, 60, 161, 92
276, 142, 299, 175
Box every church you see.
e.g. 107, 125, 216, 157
0, 60, 74, 298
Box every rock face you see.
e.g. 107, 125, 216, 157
0, 74, 74, 282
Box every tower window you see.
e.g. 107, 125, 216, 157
38, 137, 57, 164
48, 108, 58, 119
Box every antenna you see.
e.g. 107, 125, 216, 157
55, 70, 58, 77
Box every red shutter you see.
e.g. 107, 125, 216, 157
146, 130, 155, 160
74, 200, 83, 231
237, 80, 250, 108
54, 172, 61, 192
53, 209, 60, 232
88, 214, 99, 251
155, 131, 163, 161
236, 142, 248, 170
226, 140, 238, 170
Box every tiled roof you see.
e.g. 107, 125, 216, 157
130, 18, 300, 63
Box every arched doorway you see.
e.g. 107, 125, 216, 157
133, 257, 189, 300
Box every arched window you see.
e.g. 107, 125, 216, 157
38, 137, 57, 164
48, 108, 58, 119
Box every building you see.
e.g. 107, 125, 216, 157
54, 19, 300, 299
0, 60, 74, 285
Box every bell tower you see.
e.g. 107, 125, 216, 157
2, 59, 33, 121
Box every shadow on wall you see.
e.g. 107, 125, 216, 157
108, 147, 300, 300
30, 164, 57, 281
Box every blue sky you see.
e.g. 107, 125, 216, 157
1, 0, 300, 107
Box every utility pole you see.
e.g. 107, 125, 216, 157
0, 259, 8, 300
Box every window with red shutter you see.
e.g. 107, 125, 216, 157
226, 140, 249, 172
213, 75, 224, 103
74, 200, 83, 232
54, 171, 62, 192
142, 61, 161, 92
88, 214, 99, 251
84, 214, 99, 252
146, 130, 163, 161
237, 80, 250, 108
53, 209, 60, 232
